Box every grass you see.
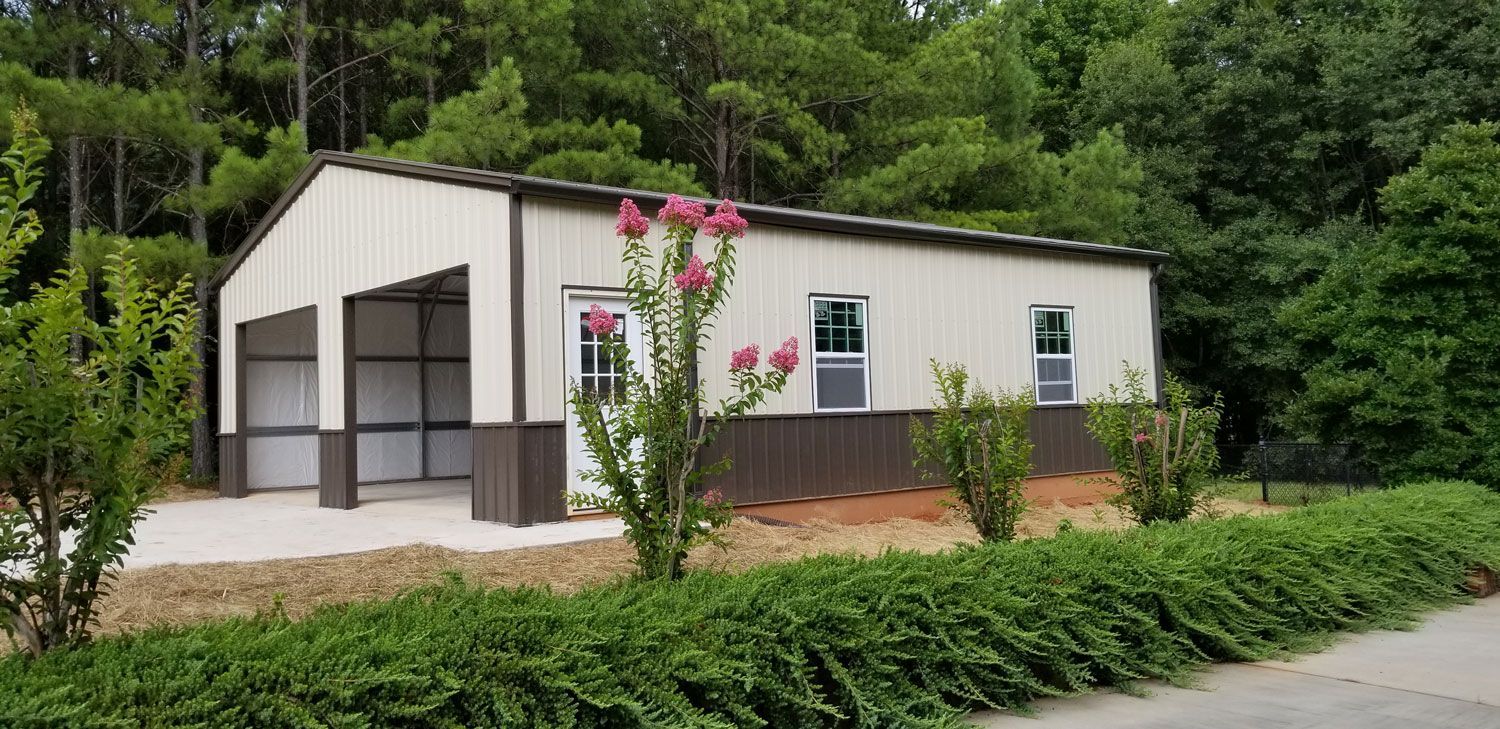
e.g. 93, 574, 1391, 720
1212, 478, 1374, 507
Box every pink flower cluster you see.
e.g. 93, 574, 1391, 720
657, 194, 707, 229
615, 198, 650, 238
587, 303, 617, 337
702, 199, 748, 238
768, 336, 799, 374
673, 254, 715, 293
729, 344, 760, 371
1134, 432, 1150, 444
1154, 411, 1169, 428
702, 488, 725, 506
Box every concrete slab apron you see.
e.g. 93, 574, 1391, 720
125, 495, 623, 569
974, 598, 1500, 729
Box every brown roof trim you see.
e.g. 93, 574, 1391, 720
210, 150, 1167, 289
510, 174, 1169, 263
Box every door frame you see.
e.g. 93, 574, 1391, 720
561, 288, 644, 514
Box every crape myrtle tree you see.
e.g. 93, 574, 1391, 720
1085, 364, 1222, 524
909, 361, 1034, 542
568, 195, 798, 580
0, 109, 199, 657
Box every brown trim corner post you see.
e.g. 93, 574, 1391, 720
471, 422, 567, 524
219, 321, 249, 498
470, 194, 569, 525
319, 299, 358, 509
1149, 262, 1167, 405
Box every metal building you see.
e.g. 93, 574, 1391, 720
212, 151, 1167, 524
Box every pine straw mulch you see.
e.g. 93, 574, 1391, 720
96, 498, 1281, 637
150, 481, 221, 504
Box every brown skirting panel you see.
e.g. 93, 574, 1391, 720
218, 434, 247, 498
318, 430, 357, 509
472, 423, 567, 524
702, 407, 1110, 506
702, 411, 933, 505
1026, 407, 1112, 475
477, 407, 1107, 525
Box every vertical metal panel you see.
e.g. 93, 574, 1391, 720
1028, 407, 1110, 475
467, 408, 1104, 516
1150, 263, 1165, 403
701, 407, 1109, 504
509, 194, 527, 421
223, 322, 247, 497
471, 423, 567, 524
217, 434, 247, 498
317, 431, 356, 509
319, 298, 359, 509
521, 199, 1158, 422
217, 165, 511, 434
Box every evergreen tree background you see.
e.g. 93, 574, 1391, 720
2, 0, 1498, 480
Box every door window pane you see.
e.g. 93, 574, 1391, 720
579, 312, 626, 401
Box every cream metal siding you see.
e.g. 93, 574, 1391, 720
218, 165, 512, 433
521, 198, 1157, 421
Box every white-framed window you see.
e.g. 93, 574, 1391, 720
1031, 306, 1076, 405
810, 296, 871, 412
576, 308, 627, 402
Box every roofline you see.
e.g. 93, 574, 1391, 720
209, 150, 1168, 289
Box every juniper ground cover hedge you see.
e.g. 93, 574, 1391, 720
4, 483, 1497, 727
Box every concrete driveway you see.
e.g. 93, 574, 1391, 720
973, 597, 1500, 728
124, 481, 624, 568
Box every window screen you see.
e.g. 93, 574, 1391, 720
811, 298, 870, 411
1031, 307, 1076, 404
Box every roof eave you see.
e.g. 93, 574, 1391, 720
210, 151, 1168, 291
509, 176, 1169, 263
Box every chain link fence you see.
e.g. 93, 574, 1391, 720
1214, 442, 1380, 506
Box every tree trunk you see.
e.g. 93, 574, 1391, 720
357, 66, 367, 144
66, 0, 87, 360
111, 2, 125, 232
112, 137, 126, 231
189, 282, 214, 479
710, 54, 739, 199
67, 138, 84, 236
713, 104, 738, 199
38, 475, 61, 656
294, 0, 310, 143
65, 0, 84, 241
185, 0, 215, 480
336, 24, 347, 151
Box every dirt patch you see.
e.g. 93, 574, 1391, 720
95, 498, 1281, 637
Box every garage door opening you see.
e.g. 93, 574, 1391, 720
243, 307, 320, 490
354, 269, 471, 502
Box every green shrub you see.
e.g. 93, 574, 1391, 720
2, 483, 1496, 727
910, 360, 1034, 541
0, 109, 200, 657
1086, 364, 1224, 523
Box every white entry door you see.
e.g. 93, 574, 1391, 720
565, 294, 643, 506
